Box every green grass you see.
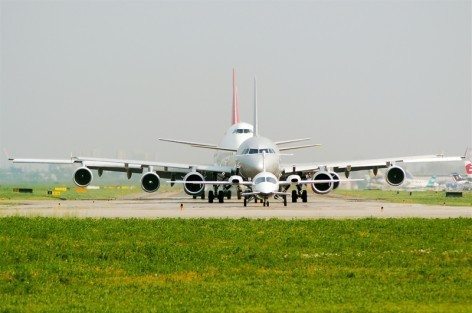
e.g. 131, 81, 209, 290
0, 184, 180, 201
333, 189, 472, 207
0, 218, 470, 312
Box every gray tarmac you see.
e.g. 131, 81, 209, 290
0, 192, 470, 219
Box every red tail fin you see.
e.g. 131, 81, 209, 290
232, 69, 240, 125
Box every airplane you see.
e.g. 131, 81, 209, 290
9, 74, 465, 206
446, 160, 472, 190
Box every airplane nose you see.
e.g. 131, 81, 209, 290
256, 182, 277, 195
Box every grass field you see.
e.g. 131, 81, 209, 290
333, 189, 472, 207
0, 184, 180, 201
0, 218, 470, 312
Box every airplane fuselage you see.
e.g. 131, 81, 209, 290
236, 136, 281, 179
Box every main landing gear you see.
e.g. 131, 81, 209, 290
208, 188, 232, 203
291, 187, 308, 203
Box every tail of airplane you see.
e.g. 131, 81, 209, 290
253, 76, 259, 137
232, 69, 240, 125
425, 176, 437, 188
465, 160, 472, 178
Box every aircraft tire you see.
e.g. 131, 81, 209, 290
226, 190, 231, 200
237, 190, 242, 200
218, 190, 224, 203
301, 190, 308, 203
243, 197, 247, 207
283, 196, 287, 207
208, 191, 214, 203
292, 190, 298, 203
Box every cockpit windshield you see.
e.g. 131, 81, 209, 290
241, 148, 276, 155
233, 129, 253, 134
254, 176, 278, 184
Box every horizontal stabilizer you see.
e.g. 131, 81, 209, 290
279, 144, 322, 151
275, 138, 311, 145
158, 138, 237, 152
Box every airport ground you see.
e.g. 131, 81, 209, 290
0, 185, 470, 219
0, 186, 470, 311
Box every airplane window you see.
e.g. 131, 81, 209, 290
244, 129, 252, 133
249, 149, 258, 154
270, 149, 275, 153
267, 177, 277, 184
254, 177, 265, 184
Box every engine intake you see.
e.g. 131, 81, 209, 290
386, 166, 405, 186
74, 167, 93, 187
229, 175, 243, 184
311, 171, 334, 194
330, 172, 340, 190
141, 172, 161, 193
286, 174, 301, 184
183, 172, 205, 196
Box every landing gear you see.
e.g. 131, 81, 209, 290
292, 190, 298, 203
283, 195, 287, 207
237, 189, 242, 200
218, 190, 224, 203
291, 189, 308, 203
208, 190, 214, 203
263, 200, 270, 207
301, 190, 307, 203
243, 197, 247, 207
226, 190, 231, 200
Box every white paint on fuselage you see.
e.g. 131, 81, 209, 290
214, 122, 254, 167
252, 171, 279, 196
236, 136, 281, 179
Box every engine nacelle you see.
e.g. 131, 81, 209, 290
286, 174, 301, 184
228, 175, 243, 184
386, 166, 406, 186
310, 171, 333, 194
73, 167, 93, 187
141, 172, 161, 193
183, 172, 205, 196
330, 172, 340, 190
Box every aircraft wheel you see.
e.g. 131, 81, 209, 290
218, 190, 224, 203
283, 196, 287, 207
266, 200, 270, 207
208, 191, 214, 203
201, 192, 205, 200
226, 190, 231, 200
255, 198, 258, 203
193, 195, 197, 199
291, 190, 298, 203
237, 190, 242, 200
263, 201, 266, 207
301, 190, 308, 203
243, 197, 247, 207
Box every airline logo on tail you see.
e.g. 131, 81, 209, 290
465, 161, 472, 177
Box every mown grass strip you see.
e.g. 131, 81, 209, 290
0, 218, 470, 312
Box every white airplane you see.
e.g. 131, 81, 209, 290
171, 77, 462, 206
9, 74, 465, 206
446, 160, 472, 190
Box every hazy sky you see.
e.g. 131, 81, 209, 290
1, 0, 470, 169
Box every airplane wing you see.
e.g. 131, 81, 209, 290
274, 138, 310, 145
10, 156, 234, 179
278, 144, 322, 151
281, 154, 465, 177
172, 180, 253, 186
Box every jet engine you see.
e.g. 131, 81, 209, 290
141, 172, 161, 193
183, 172, 205, 196
310, 171, 333, 194
73, 167, 93, 187
286, 174, 301, 184
228, 175, 243, 184
385, 166, 406, 186
330, 172, 340, 190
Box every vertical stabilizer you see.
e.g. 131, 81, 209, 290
465, 160, 472, 178
232, 69, 240, 125
253, 76, 258, 137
